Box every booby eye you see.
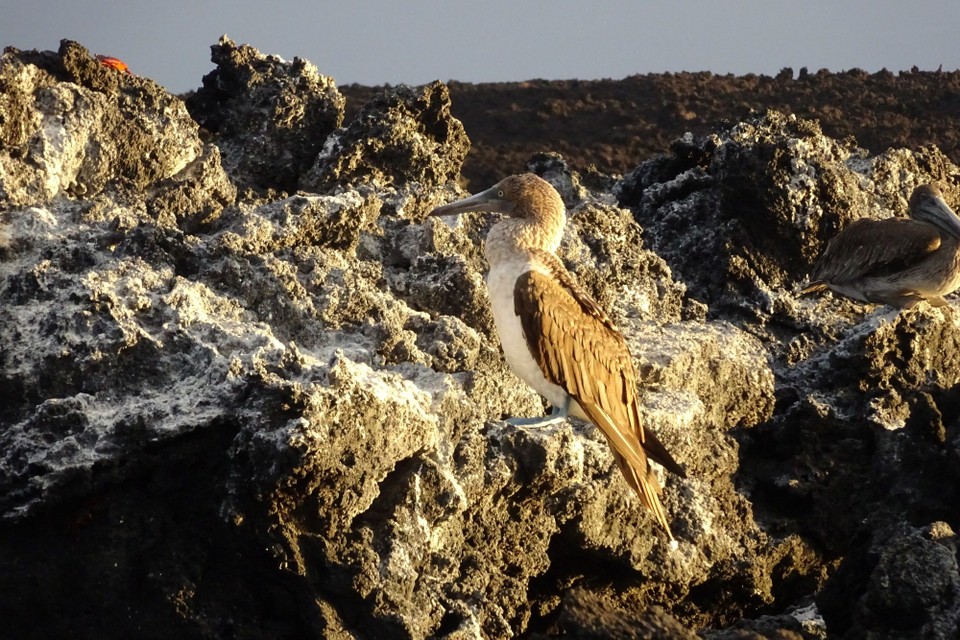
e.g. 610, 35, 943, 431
497, 190, 504, 198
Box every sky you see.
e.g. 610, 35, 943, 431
3, 0, 959, 94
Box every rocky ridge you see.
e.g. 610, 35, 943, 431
0, 38, 957, 639
342, 66, 960, 189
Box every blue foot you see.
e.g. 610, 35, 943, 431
505, 398, 570, 428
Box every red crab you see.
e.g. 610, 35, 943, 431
95, 54, 133, 75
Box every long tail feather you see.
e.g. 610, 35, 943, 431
586, 405, 674, 538
613, 453, 673, 540
642, 429, 687, 478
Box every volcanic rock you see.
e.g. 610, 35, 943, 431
186, 36, 345, 194
0, 40, 206, 208
341, 68, 960, 188
0, 39, 958, 640
300, 80, 469, 193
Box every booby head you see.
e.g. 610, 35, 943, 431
908, 184, 960, 239
430, 173, 566, 253
430, 173, 563, 219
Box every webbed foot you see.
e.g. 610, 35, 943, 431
505, 398, 570, 428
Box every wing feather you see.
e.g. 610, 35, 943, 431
614, 453, 671, 537
811, 218, 941, 285
513, 251, 685, 535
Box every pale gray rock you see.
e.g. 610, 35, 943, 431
0, 40, 205, 208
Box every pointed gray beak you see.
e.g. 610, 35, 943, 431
926, 196, 960, 239
429, 186, 516, 217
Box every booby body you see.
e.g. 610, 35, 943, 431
802, 184, 960, 308
430, 173, 686, 539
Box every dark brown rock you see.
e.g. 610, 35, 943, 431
342, 68, 960, 189
300, 81, 469, 192
616, 111, 877, 315
529, 588, 699, 639
186, 36, 345, 193
817, 523, 960, 639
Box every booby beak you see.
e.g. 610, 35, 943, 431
924, 195, 960, 239
429, 186, 516, 217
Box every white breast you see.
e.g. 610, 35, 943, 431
486, 261, 570, 409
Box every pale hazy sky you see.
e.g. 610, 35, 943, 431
3, 0, 959, 93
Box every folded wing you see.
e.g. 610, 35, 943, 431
514, 251, 685, 536
808, 218, 941, 288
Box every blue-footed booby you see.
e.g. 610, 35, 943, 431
801, 184, 960, 308
430, 173, 686, 539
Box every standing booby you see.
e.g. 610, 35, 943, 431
802, 184, 960, 308
430, 173, 686, 539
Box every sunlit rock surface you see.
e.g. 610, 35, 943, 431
0, 40, 958, 639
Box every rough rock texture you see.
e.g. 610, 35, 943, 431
1, 40, 959, 639
614, 110, 960, 639
186, 36, 345, 194
617, 113, 960, 318
343, 68, 960, 188
0, 40, 209, 208
817, 522, 960, 639
300, 80, 469, 193
528, 589, 699, 640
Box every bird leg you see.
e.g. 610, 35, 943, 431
506, 396, 570, 428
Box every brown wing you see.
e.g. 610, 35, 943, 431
516, 252, 685, 475
810, 218, 941, 285
514, 252, 684, 535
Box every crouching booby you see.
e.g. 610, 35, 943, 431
430, 173, 686, 539
801, 184, 960, 308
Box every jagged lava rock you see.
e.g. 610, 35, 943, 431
0, 40, 796, 637
622, 111, 960, 638
2, 36, 959, 639
186, 36, 345, 193
739, 307, 960, 553
300, 81, 469, 192
0, 41, 221, 212
528, 588, 699, 640
817, 522, 960, 639
617, 110, 960, 319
